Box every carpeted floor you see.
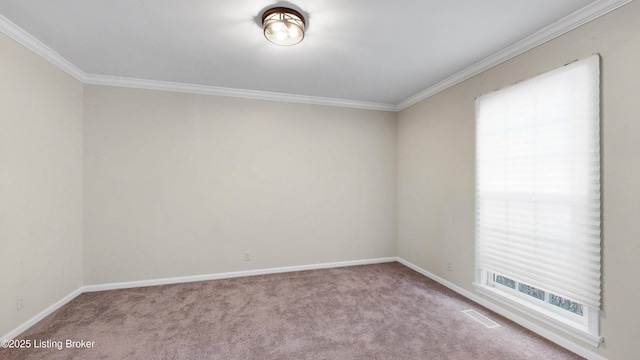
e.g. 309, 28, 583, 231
0, 262, 583, 359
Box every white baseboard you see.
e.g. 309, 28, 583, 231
396, 257, 607, 360
2, 256, 606, 360
1, 288, 83, 341
82, 257, 397, 292
2, 257, 397, 340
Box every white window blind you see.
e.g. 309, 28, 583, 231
475, 55, 601, 310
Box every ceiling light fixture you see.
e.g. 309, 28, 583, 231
262, 7, 305, 46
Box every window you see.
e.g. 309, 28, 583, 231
474, 55, 602, 346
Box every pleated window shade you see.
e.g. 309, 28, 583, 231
475, 55, 601, 309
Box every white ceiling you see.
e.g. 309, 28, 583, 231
0, 0, 623, 109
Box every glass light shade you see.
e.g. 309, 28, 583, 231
262, 7, 305, 46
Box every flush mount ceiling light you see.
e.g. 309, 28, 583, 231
262, 7, 306, 46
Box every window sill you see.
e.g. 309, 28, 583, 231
474, 282, 603, 347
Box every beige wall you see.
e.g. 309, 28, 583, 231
397, 1, 640, 359
0, 33, 83, 337
83, 86, 397, 284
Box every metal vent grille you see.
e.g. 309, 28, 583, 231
462, 309, 501, 328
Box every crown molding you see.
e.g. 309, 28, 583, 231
0, 14, 86, 81
396, 0, 634, 111
0, 14, 395, 112
83, 74, 397, 112
2, 0, 632, 113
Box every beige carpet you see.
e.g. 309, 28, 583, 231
0, 262, 583, 359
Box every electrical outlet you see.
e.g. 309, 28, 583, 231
244, 251, 251, 261
17, 295, 25, 310
447, 261, 453, 272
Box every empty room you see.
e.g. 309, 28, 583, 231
1, 1, 639, 359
